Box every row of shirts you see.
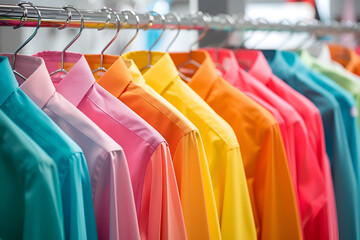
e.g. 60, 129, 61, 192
0, 42, 359, 240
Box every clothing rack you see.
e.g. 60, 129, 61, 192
0, 3, 360, 36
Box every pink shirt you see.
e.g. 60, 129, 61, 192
2, 53, 139, 240
235, 49, 338, 240
34, 51, 187, 240
204, 48, 327, 238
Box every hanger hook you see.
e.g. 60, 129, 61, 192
97, 7, 111, 31
58, 7, 72, 30
276, 19, 294, 50
146, 11, 166, 52
13, 3, 27, 29
12, 1, 41, 80
140, 11, 166, 71
93, 7, 124, 73
50, 5, 84, 76
235, 15, 253, 47
216, 13, 235, 48
61, 6, 84, 55
213, 14, 235, 69
188, 11, 210, 51
120, 10, 139, 55
293, 19, 315, 50
249, 17, 271, 49
165, 12, 181, 52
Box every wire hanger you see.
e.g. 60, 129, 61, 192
212, 14, 235, 70
234, 15, 256, 48
140, 11, 166, 72
120, 10, 139, 55
13, 3, 28, 29
248, 18, 271, 49
165, 12, 181, 52
92, 8, 124, 73
12, 1, 41, 80
292, 19, 319, 50
176, 12, 210, 82
49, 6, 84, 76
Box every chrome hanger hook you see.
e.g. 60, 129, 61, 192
140, 11, 166, 71
50, 5, 84, 76
12, 1, 41, 80
97, 7, 111, 31
250, 17, 271, 49
93, 7, 124, 73
213, 14, 235, 70
236, 15, 254, 47
188, 11, 210, 51
216, 13, 235, 48
58, 7, 71, 30
146, 11, 166, 52
13, 3, 27, 29
165, 12, 181, 52
277, 18, 294, 50
120, 10, 139, 55
293, 19, 316, 50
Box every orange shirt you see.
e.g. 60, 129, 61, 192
171, 50, 302, 240
85, 54, 219, 240
328, 44, 360, 76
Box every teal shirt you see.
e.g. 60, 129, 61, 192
263, 50, 359, 240
0, 110, 64, 240
0, 56, 97, 240
300, 51, 360, 212
300, 51, 360, 179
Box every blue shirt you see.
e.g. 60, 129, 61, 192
0, 56, 97, 240
263, 50, 359, 240
0, 110, 64, 240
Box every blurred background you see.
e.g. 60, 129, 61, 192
0, 0, 359, 54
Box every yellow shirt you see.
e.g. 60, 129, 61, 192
85, 54, 215, 240
171, 50, 303, 240
123, 51, 256, 240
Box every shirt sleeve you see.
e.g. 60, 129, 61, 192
93, 150, 140, 240
23, 160, 65, 240
0, 113, 64, 240
62, 153, 98, 240
139, 142, 187, 240
293, 121, 327, 226
254, 124, 303, 240
172, 131, 218, 240
220, 147, 257, 240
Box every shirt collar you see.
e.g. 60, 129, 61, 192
0, 56, 18, 106
263, 50, 302, 76
170, 50, 218, 100
122, 51, 179, 94
84, 54, 132, 98
306, 42, 332, 63
298, 50, 316, 66
123, 59, 146, 85
328, 44, 359, 73
1, 53, 55, 109
234, 49, 273, 84
33, 51, 94, 107
202, 48, 245, 87
202, 47, 239, 75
